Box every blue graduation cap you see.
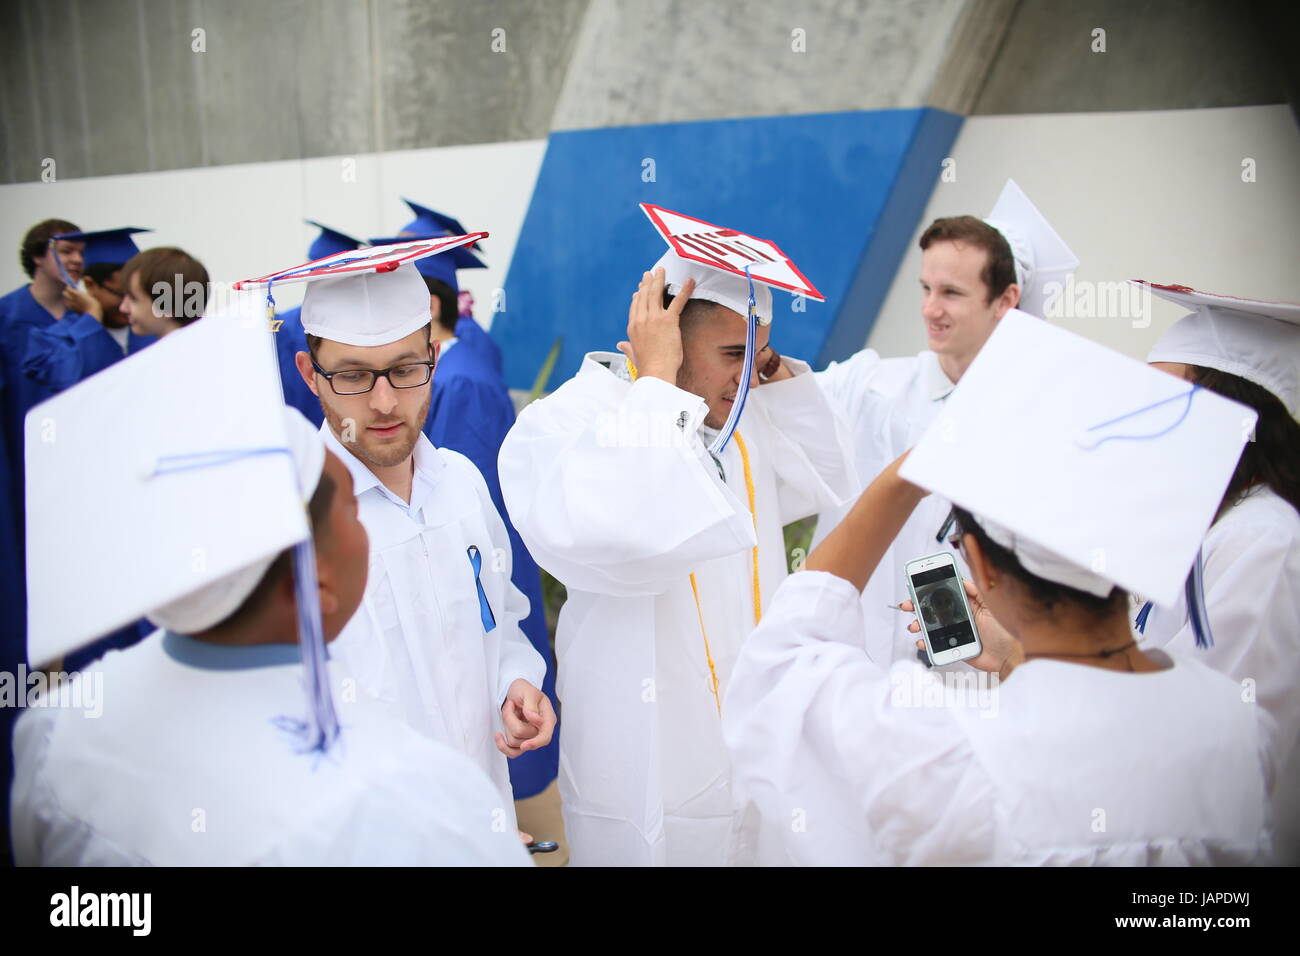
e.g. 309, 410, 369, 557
304, 220, 365, 261
52, 227, 152, 267
398, 199, 484, 253
366, 233, 485, 293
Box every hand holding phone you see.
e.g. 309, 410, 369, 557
905, 552, 982, 666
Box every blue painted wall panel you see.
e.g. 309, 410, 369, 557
495, 108, 962, 390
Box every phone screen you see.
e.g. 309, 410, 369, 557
910, 563, 977, 652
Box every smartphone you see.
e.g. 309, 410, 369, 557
905, 551, 981, 667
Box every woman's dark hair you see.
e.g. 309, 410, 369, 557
1191, 366, 1300, 517
952, 506, 1128, 621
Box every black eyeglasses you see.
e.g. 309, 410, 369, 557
310, 357, 436, 395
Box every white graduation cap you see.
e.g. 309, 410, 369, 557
899, 310, 1255, 608
639, 203, 822, 454
234, 234, 488, 348
983, 180, 1079, 318
25, 301, 339, 749
1140, 280, 1300, 414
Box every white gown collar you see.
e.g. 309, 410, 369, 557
921, 350, 958, 402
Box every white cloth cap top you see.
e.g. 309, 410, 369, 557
900, 310, 1256, 607
1141, 281, 1300, 414
147, 408, 326, 634
982, 180, 1079, 318
301, 264, 432, 347
655, 250, 774, 326
25, 309, 320, 666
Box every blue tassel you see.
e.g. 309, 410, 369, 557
1186, 547, 1214, 649
709, 267, 759, 456
467, 546, 498, 632
1134, 601, 1152, 635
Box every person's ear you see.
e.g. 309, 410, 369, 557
83, 276, 100, 292
996, 282, 1020, 317
313, 546, 340, 617
294, 350, 321, 397
963, 533, 998, 594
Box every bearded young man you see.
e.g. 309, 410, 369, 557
292, 263, 553, 841
499, 248, 858, 866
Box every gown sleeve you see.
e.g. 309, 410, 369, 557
722, 570, 998, 865
498, 369, 757, 597
746, 357, 859, 525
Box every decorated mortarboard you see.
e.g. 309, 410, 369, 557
234, 234, 487, 348
367, 233, 486, 295
982, 180, 1079, 318
640, 202, 823, 455
1140, 280, 1300, 414
900, 310, 1255, 647
304, 220, 366, 262
25, 297, 340, 751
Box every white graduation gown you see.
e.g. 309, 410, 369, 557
11, 631, 530, 866
813, 349, 966, 665
1137, 485, 1300, 862
723, 571, 1274, 866
324, 427, 546, 818
498, 353, 857, 866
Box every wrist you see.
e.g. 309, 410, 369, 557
638, 363, 678, 385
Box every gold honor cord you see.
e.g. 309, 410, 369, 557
624, 358, 761, 718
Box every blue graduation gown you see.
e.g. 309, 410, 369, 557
274, 307, 323, 428
0, 288, 149, 680
453, 316, 504, 377
425, 330, 559, 799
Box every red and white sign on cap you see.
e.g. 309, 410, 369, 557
234, 234, 488, 289
640, 203, 824, 301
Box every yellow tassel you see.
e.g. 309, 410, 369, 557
624, 356, 760, 717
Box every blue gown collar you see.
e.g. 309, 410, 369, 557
162, 631, 304, 670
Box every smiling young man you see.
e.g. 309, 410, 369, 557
498, 245, 858, 867
813, 180, 1078, 668
291, 263, 552, 839
117, 246, 209, 339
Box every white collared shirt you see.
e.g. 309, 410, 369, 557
322, 424, 546, 814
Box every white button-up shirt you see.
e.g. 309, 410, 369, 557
324, 425, 546, 813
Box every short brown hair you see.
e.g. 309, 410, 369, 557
918, 216, 1017, 304
121, 247, 210, 324
20, 218, 79, 278
305, 324, 433, 358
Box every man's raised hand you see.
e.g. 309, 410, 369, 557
617, 267, 695, 385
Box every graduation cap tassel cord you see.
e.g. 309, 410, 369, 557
1076, 385, 1200, 450
1186, 547, 1215, 650
708, 267, 759, 456
292, 536, 341, 752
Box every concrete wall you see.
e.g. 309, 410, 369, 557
2, 0, 1290, 185
867, 104, 1300, 362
